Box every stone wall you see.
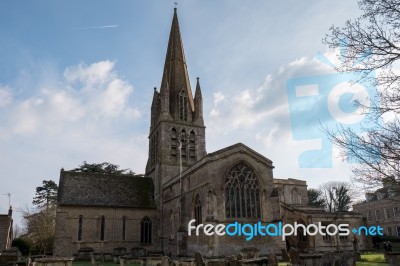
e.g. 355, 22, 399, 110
54, 205, 159, 257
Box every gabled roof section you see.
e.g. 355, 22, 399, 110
160, 8, 195, 113
57, 171, 156, 208
163, 143, 274, 187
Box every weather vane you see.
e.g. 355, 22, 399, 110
174, 2, 178, 8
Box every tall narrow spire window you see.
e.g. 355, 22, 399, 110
179, 89, 188, 121
171, 128, 177, 160
189, 131, 196, 161
180, 129, 187, 161
225, 163, 261, 219
140, 217, 152, 244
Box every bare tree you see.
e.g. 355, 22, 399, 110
324, 0, 400, 188
318, 181, 357, 212
21, 207, 55, 254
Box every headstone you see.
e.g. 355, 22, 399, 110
161, 256, 172, 266
267, 255, 278, 266
288, 248, 301, 266
281, 249, 290, 262
194, 252, 205, 266
90, 253, 97, 266
320, 252, 335, 266
339, 252, 354, 266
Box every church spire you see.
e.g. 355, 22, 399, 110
194, 77, 204, 125
160, 8, 195, 121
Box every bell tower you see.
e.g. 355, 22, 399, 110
146, 8, 207, 206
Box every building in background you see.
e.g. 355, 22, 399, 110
353, 178, 400, 238
0, 207, 13, 252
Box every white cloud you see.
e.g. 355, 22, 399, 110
206, 50, 361, 187
0, 87, 12, 107
2, 61, 140, 138
64, 61, 116, 87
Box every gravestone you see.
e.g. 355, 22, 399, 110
320, 252, 335, 266
161, 256, 173, 266
288, 248, 301, 266
194, 252, 205, 266
267, 255, 278, 266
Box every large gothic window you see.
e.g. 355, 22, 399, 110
194, 194, 202, 225
179, 89, 188, 121
225, 163, 261, 219
140, 217, 152, 244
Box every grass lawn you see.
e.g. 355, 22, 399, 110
72, 253, 389, 266
358, 252, 387, 265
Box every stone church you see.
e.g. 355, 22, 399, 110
54, 9, 368, 258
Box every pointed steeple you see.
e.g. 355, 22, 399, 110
194, 77, 204, 125
160, 8, 195, 121
150, 87, 160, 129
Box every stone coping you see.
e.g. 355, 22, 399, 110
35, 258, 74, 262
299, 253, 323, 258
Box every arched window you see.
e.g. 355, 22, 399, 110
189, 131, 196, 161
78, 215, 83, 241
179, 89, 188, 121
171, 128, 177, 160
194, 195, 202, 225
180, 129, 187, 161
291, 188, 302, 204
140, 217, 152, 244
225, 162, 261, 219
100, 216, 105, 241
122, 216, 127, 241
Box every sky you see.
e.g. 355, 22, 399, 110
0, 1, 369, 226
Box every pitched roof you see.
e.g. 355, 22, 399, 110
163, 142, 274, 187
57, 171, 156, 208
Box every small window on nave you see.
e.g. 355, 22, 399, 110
122, 216, 127, 241
100, 216, 105, 241
140, 217, 152, 245
78, 215, 83, 241
225, 162, 261, 219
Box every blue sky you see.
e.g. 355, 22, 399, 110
0, 1, 366, 225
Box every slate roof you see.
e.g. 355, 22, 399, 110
57, 171, 156, 208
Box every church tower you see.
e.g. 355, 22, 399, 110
146, 8, 206, 206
